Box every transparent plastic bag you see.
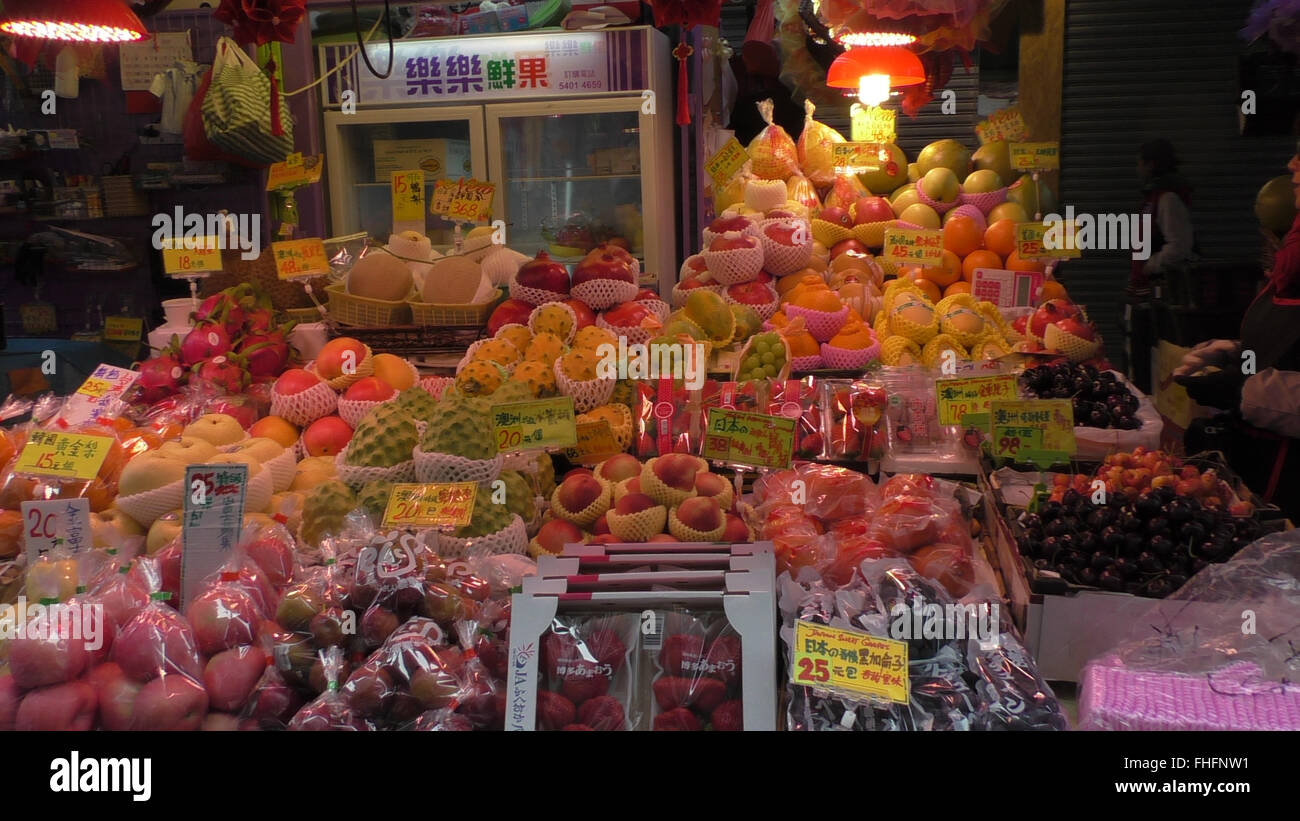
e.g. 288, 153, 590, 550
747, 99, 800, 180
796, 100, 846, 187
650, 611, 744, 731
535, 612, 638, 731
288, 647, 374, 730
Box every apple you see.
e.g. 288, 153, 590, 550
1053, 316, 1096, 341
204, 646, 268, 712
853, 196, 895, 224
682, 255, 707, 275
535, 520, 586, 555
573, 251, 635, 286
132, 674, 208, 731
636, 288, 660, 302
14, 680, 98, 731
344, 663, 395, 717
344, 377, 398, 403
830, 238, 867, 259
563, 467, 594, 481
763, 221, 810, 246
601, 301, 656, 328
708, 234, 758, 252
651, 453, 702, 492
487, 298, 535, 335
562, 298, 597, 330
516, 251, 571, 295
315, 337, 369, 381
201, 713, 242, 731
708, 215, 754, 234
589, 533, 620, 544
361, 606, 400, 646
7, 617, 91, 689
113, 606, 203, 682
243, 529, 295, 587
274, 368, 322, 397
96, 572, 151, 630
818, 206, 852, 227
615, 492, 658, 515
187, 587, 259, 654
598, 453, 642, 483
302, 415, 353, 457
726, 281, 776, 306
677, 275, 711, 291
275, 587, 324, 631
675, 496, 725, 531
557, 474, 605, 513
1028, 299, 1080, 339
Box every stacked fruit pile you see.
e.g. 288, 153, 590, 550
872, 279, 1019, 366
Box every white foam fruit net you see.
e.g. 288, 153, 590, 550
703, 244, 764, 285
337, 397, 388, 429
412, 446, 503, 483
314, 349, 375, 393
333, 447, 416, 490
786, 304, 849, 342
723, 288, 779, 321
114, 479, 186, 528
438, 514, 527, 559
270, 381, 339, 427
553, 357, 616, 413
508, 281, 569, 306
571, 279, 639, 311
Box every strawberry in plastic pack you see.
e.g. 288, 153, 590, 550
534, 613, 638, 731
634, 379, 699, 458
767, 377, 824, 460
821, 380, 889, 464
649, 610, 744, 731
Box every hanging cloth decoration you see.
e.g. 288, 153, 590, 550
648, 0, 724, 126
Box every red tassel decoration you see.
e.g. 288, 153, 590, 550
673, 40, 693, 126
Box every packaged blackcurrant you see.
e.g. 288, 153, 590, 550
288, 647, 374, 730
648, 610, 745, 732
534, 612, 638, 731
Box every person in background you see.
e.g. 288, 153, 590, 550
1174, 144, 1300, 521
1129, 139, 1197, 296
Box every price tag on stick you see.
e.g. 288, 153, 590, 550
882, 228, 944, 265
988, 399, 1076, 466
161, 235, 223, 275
562, 420, 620, 464
391, 170, 426, 223
792, 620, 909, 704
272, 238, 330, 279
181, 464, 248, 610
701, 409, 796, 470
382, 483, 478, 529
704, 137, 748, 186
935, 374, 1019, 426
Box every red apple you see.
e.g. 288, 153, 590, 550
274, 368, 322, 397
203, 646, 268, 712
344, 377, 397, 403
563, 467, 594, 481
556, 474, 604, 513
14, 681, 98, 731
819, 206, 852, 227
516, 251, 571, 294
708, 215, 754, 234
683, 255, 707, 275
113, 607, 203, 682
302, 415, 353, 457
1011, 315, 1029, 335
602, 301, 656, 328
678, 275, 711, 291
763, 220, 809, 247
622, 477, 642, 495
591, 513, 610, 535
615, 492, 658, 515
487, 299, 535, 335
1053, 316, 1096, 341
7, 617, 90, 689
652, 453, 701, 492
636, 288, 659, 301
87, 663, 141, 731
726, 281, 776, 306
755, 270, 774, 284
599, 454, 642, 483
132, 674, 208, 731
315, 337, 368, 381
830, 238, 867, 258
766, 208, 798, 220
187, 587, 259, 655
562, 298, 596, 330
853, 196, 894, 224
675, 496, 724, 531
1028, 299, 1080, 339
536, 520, 586, 555
573, 252, 635, 286
708, 234, 758, 252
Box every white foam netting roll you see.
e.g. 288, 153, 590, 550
261, 446, 298, 493
785, 304, 850, 342
723, 287, 779, 321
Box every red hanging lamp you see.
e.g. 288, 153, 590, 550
826, 46, 925, 106
0, 0, 146, 43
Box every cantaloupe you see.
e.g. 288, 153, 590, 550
348, 252, 412, 301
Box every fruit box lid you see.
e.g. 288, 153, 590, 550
537, 553, 752, 575
560, 540, 771, 556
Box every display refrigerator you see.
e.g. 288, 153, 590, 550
319, 26, 676, 295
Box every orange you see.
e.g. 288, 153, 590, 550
371, 353, 417, 390
944, 281, 972, 297
961, 249, 1003, 281
250, 416, 302, 449
1038, 279, 1068, 302
942, 216, 983, 257
776, 270, 818, 296
829, 321, 876, 350
912, 277, 942, 303
830, 251, 873, 273
0, 431, 14, 468
1005, 250, 1046, 273
768, 311, 789, 328
794, 289, 844, 313
0, 509, 21, 559
984, 219, 1017, 258
940, 250, 961, 278
786, 331, 820, 357
920, 264, 960, 289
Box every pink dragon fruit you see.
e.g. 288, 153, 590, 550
191, 292, 245, 337
238, 329, 292, 379
243, 307, 275, 336
135, 353, 186, 404
192, 355, 249, 395
180, 323, 232, 366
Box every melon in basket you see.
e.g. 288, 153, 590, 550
421, 256, 490, 304
348, 252, 413, 301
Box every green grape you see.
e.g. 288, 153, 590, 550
761, 352, 774, 365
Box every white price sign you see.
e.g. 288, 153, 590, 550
20, 499, 91, 562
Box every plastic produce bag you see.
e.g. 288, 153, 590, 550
747, 99, 800, 181
649, 611, 744, 731
288, 647, 373, 730
797, 100, 846, 187
535, 613, 638, 731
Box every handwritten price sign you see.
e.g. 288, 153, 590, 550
562, 420, 620, 464
851, 104, 896, 143
701, 409, 796, 470
989, 399, 1075, 466
492, 396, 578, 452
266, 153, 323, 191
1010, 141, 1060, 171
391, 170, 426, 223
1016, 221, 1080, 260
792, 620, 909, 705
161, 235, 222, 275
14, 431, 114, 481
935, 374, 1019, 425
882, 228, 944, 265
975, 106, 1027, 144
704, 137, 748, 186
430, 179, 458, 215
272, 238, 330, 280
382, 483, 477, 529
103, 316, 143, 342
447, 179, 495, 223
831, 142, 886, 171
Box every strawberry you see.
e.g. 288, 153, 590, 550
653, 707, 700, 731
705, 634, 742, 685
653, 676, 726, 712
536, 690, 576, 731
692, 678, 727, 713
584, 628, 627, 673
562, 724, 595, 731
558, 661, 610, 704
710, 699, 743, 731
541, 631, 578, 680
576, 695, 626, 731
658, 634, 706, 677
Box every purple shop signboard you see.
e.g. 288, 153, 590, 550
320, 29, 651, 107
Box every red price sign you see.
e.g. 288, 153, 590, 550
998, 435, 1021, 455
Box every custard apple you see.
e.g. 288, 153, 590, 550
454, 482, 514, 538
421, 396, 496, 460
357, 480, 394, 521
345, 403, 418, 467
302, 480, 357, 546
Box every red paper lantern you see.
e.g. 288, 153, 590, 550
0, 0, 145, 43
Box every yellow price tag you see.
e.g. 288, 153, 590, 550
14, 432, 114, 481
161, 235, 223, 275
266, 153, 323, 191
882, 228, 944, 265
382, 483, 478, 529
975, 106, 1028, 144
701, 409, 796, 470
492, 397, 578, 452
272, 238, 330, 280
792, 620, 909, 704
704, 138, 748, 186
1010, 141, 1060, 171
989, 399, 1076, 465
1016, 221, 1080, 260
831, 142, 886, 171
562, 420, 620, 464
103, 317, 143, 342
446, 179, 496, 223
391, 170, 426, 223
935, 374, 1019, 426
851, 105, 896, 144
76, 378, 114, 399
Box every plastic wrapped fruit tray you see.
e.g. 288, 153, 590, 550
326, 324, 484, 356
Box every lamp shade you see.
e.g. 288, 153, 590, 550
0, 0, 146, 42
826, 46, 926, 90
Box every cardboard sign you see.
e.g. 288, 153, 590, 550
850, 104, 896, 144
975, 106, 1027, 144
56, 365, 139, 429
266, 153, 323, 191
792, 620, 909, 705
1016, 221, 1081, 260
161, 236, 223, 276
272, 238, 330, 279
831, 142, 886, 171
701, 409, 796, 470
562, 420, 620, 464
13, 432, 114, 481
181, 464, 248, 610
704, 137, 748, 186
492, 397, 578, 452
382, 483, 477, 529
989, 399, 1076, 465
20, 499, 90, 562
430, 179, 459, 216
882, 228, 944, 265
446, 179, 496, 223
1010, 141, 1060, 171
391, 169, 426, 223
103, 317, 143, 342
935, 374, 1019, 425
971, 268, 1046, 308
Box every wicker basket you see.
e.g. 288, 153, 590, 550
326, 284, 412, 326
100, 175, 149, 217
408, 289, 505, 328
201, 250, 331, 311
285, 306, 325, 324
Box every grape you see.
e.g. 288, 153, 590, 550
763, 364, 777, 377
761, 352, 775, 365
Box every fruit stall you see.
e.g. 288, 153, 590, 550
0, 0, 1298, 742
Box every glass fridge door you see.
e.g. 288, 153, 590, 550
486, 99, 653, 283
323, 106, 485, 250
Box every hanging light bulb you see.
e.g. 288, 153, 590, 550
857, 74, 891, 106
827, 46, 926, 105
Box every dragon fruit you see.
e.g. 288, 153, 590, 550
180, 323, 232, 366
238, 326, 293, 379
136, 353, 186, 404
243, 307, 275, 336
192, 354, 249, 394
192, 292, 245, 337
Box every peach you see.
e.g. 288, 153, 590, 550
722, 513, 752, 543
675, 496, 724, 531
695, 472, 730, 499
653, 453, 701, 492
556, 474, 603, 513
598, 454, 642, 483
591, 513, 610, 535
615, 493, 658, 516
535, 520, 586, 555
302, 415, 353, 457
